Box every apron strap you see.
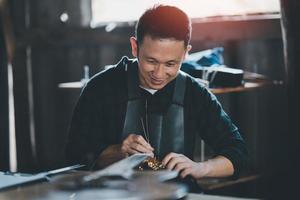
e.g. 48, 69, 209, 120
172, 71, 187, 105
126, 59, 140, 100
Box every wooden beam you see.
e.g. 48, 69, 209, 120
15, 14, 281, 48
191, 14, 281, 42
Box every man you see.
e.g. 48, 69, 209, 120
66, 4, 248, 187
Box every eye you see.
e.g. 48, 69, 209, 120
166, 63, 176, 67
147, 60, 157, 65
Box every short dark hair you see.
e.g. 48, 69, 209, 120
135, 4, 192, 47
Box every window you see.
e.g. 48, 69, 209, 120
91, 0, 280, 27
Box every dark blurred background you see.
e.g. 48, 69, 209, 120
1, 0, 299, 198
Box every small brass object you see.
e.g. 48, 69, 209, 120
138, 157, 165, 171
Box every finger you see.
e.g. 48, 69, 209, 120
147, 152, 154, 157
174, 162, 190, 172
123, 134, 134, 146
165, 156, 183, 170
180, 168, 192, 178
121, 143, 139, 156
127, 134, 153, 151
121, 141, 139, 155
165, 155, 187, 170
124, 134, 153, 152
162, 152, 178, 166
131, 142, 154, 154
126, 148, 140, 155
134, 135, 154, 151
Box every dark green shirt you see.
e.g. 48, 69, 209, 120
66, 57, 249, 178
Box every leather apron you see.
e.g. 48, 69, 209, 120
122, 60, 186, 159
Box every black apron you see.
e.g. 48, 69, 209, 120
122, 60, 186, 160
121, 59, 203, 193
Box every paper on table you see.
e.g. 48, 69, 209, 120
0, 172, 45, 191
0, 164, 84, 191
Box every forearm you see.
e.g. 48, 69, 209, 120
201, 155, 234, 178
96, 144, 127, 169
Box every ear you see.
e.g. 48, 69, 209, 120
185, 45, 192, 59
130, 37, 138, 58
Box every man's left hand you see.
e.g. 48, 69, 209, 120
162, 152, 209, 179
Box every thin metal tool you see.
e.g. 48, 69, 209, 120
140, 117, 149, 143
140, 99, 150, 143
145, 99, 150, 142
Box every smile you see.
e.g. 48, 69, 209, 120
150, 77, 164, 85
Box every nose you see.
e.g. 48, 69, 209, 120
153, 64, 164, 79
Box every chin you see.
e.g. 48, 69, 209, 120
149, 84, 166, 90
145, 79, 167, 90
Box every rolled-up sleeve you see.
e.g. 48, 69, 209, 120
198, 89, 249, 178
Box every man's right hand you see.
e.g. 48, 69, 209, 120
97, 134, 154, 169
121, 134, 154, 157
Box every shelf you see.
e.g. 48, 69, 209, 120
58, 80, 273, 95
58, 81, 84, 89
209, 81, 271, 94
198, 174, 260, 191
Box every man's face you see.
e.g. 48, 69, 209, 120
130, 35, 191, 90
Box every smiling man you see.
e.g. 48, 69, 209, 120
132, 35, 190, 90
66, 5, 249, 192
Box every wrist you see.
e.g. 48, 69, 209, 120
97, 144, 126, 168
199, 160, 212, 178
112, 144, 127, 157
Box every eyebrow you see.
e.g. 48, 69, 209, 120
145, 56, 179, 63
